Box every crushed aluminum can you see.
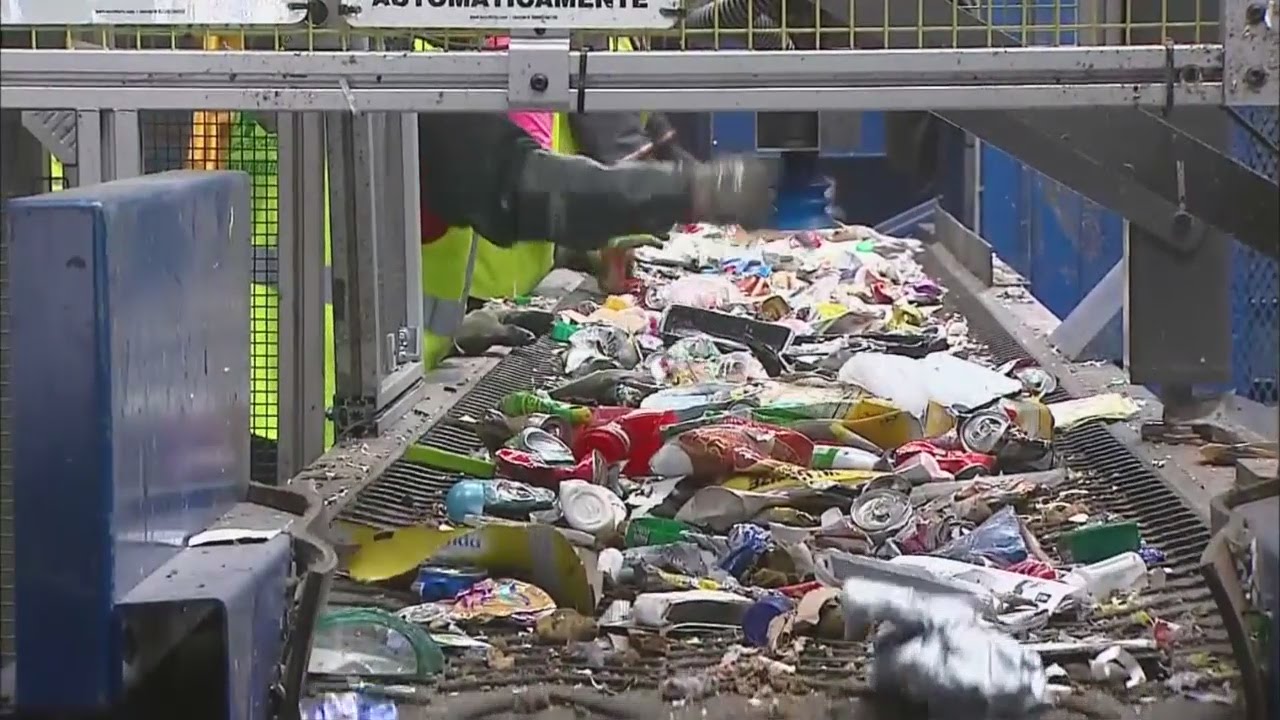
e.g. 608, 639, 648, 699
508, 427, 575, 465
959, 410, 1013, 455
850, 488, 915, 542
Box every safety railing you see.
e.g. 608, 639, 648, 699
0, 0, 1229, 50
5, 0, 1275, 112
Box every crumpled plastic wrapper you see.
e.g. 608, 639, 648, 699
840, 576, 1048, 719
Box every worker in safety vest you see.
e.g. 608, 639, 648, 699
414, 35, 769, 368
415, 109, 769, 366
239, 41, 770, 457
421, 36, 695, 341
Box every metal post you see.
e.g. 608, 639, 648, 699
399, 113, 423, 362
1125, 225, 1233, 390
326, 110, 383, 435
368, 110, 427, 427
109, 110, 141, 179
74, 109, 140, 184
375, 112, 409, 360
276, 112, 328, 479
75, 110, 103, 186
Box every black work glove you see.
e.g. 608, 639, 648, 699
496, 308, 555, 337
453, 308, 537, 356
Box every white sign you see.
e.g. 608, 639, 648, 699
347, 0, 680, 30
1, 0, 305, 26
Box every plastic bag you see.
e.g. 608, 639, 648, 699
933, 506, 1030, 569
300, 692, 399, 720
564, 324, 640, 376
716, 351, 768, 383
662, 274, 742, 310
840, 577, 1048, 718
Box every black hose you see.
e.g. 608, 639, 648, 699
681, 0, 793, 50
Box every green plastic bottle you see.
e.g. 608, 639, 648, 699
624, 517, 696, 548
499, 391, 593, 425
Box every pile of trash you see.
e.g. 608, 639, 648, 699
309, 224, 1233, 719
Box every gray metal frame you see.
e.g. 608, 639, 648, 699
275, 112, 329, 480
68, 110, 142, 185
0, 45, 1228, 112
324, 110, 426, 436
1222, 0, 1280, 104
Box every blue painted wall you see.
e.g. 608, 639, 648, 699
978, 0, 1127, 360
1229, 108, 1280, 405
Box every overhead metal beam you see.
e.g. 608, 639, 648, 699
939, 108, 1278, 260
0, 46, 1225, 112
1017, 106, 1278, 256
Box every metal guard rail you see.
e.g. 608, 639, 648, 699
0, 45, 1226, 112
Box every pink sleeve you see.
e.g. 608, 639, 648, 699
507, 112, 555, 150
484, 37, 555, 149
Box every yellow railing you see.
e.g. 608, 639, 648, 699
2, 0, 1222, 52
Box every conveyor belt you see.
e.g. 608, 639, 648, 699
339, 339, 565, 529
332, 249, 1234, 695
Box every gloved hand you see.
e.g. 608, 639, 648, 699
496, 308, 554, 337
607, 233, 667, 251
686, 156, 775, 229
453, 308, 538, 356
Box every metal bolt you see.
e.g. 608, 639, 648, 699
529, 74, 549, 93
1245, 67, 1269, 88
1172, 210, 1193, 237
1245, 2, 1267, 25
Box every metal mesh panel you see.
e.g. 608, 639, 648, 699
0, 117, 64, 670
230, 115, 282, 484
137, 107, 282, 481
0, 2, 1222, 52
1231, 107, 1279, 405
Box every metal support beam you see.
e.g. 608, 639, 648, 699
74, 110, 103, 186
106, 110, 140, 179
398, 113, 423, 363
939, 108, 1279, 260
0, 46, 1226, 112
326, 111, 384, 436
1126, 225, 1233, 388
507, 34, 572, 110
375, 112, 409, 364
276, 112, 328, 481
1050, 259, 1125, 362
73, 108, 140, 185
1018, 106, 1277, 257
373, 111, 427, 430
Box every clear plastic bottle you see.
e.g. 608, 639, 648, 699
1061, 551, 1149, 599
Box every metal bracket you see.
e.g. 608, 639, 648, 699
507, 34, 571, 110
1224, 0, 1280, 104
331, 395, 377, 437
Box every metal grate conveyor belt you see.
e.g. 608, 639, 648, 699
332, 251, 1234, 694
